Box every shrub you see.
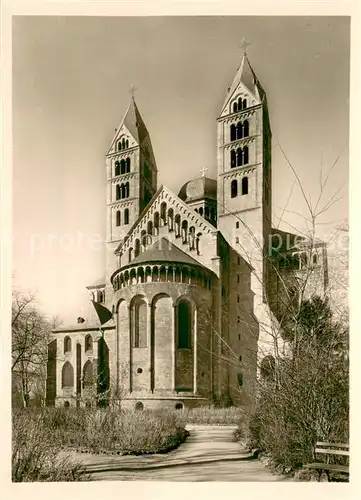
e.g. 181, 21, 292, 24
13, 406, 189, 469
241, 297, 349, 471
12, 409, 89, 482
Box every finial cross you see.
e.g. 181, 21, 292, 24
200, 166, 208, 177
240, 36, 252, 55
129, 84, 138, 98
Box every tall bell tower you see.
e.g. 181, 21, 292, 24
217, 50, 272, 289
105, 96, 158, 281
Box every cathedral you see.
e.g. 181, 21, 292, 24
47, 51, 328, 410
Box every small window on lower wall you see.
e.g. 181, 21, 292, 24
64, 401, 70, 408
237, 373, 243, 387
135, 401, 144, 411
175, 403, 184, 410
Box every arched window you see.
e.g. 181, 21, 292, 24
64, 401, 70, 408
243, 146, 249, 165
122, 138, 126, 149
243, 120, 249, 137
242, 98, 247, 109
177, 300, 191, 349
124, 208, 129, 225
181, 220, 188, 243
236, 122, 243, 140
115, 161, 120, 176
133, 297, 147, 348
168, 208, 174, 230
230, 150, 236, 168
147, 220, 153, 236
135, 401, 144, 411
120, 159, 125, 175
313, 254, 318, 265
126, 157, 131, 173
160, 202, 167, 225
85, 334, 93, 352
231, 179, 238, 198
241, 177, 248, 195
175, 214, 181, 237
125, 139, 129, 149
116, 184, 121, 200
189, 226, 196, 250
62, 361, 74, 388
238, 97, 242, 110
125, 182, 130, 198
175, 402, 184, 410
233, 102, 238, 113
83, 360, 93, 387
237, 148, 243, 167
118, 141, 122, 151
134, 239, 140, 257
154, 212, 160, 235
230, 124, 236, 142
199, 207, 204, 216
141, 229, 147, 251
236, 221, 239, 229
116, 210, 121, 227
64, 336, 71, 354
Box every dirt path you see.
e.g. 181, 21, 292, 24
70, 425, 287, 481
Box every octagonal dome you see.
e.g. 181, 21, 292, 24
178, 176, 217, 203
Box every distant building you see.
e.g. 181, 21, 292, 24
49, 52, 327, 410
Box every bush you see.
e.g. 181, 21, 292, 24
12, 406, 189, 468
241, 297, 349, 472
12, 409, 89, 482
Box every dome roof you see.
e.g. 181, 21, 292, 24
129, 237, 204, 268
178, 176, 217, 203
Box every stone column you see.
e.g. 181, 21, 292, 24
114, 311, 119, 395
172, 304, 176, 391
148, 304, 153, 392
128, 305, 132, 393
193, 308, 198, 394
72, 336, 77, 405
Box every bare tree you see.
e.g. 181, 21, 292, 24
12, 290, 55, 408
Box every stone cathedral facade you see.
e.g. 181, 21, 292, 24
47, 53, 328, 410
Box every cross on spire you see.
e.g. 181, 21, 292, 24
200, 167, 208, 177
129, 84, 138, 98
240, 36, 251, 55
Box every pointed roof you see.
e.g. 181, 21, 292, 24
107, 97, 149, 154
221, 53, 266, 111
125, 237, 206, 269
122, 97, 148, 143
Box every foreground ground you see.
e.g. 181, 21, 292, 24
66, 425, 288, 481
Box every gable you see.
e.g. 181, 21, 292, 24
107, 123, 139, 156
115, 185, 219, 272
220, 81, 261, 118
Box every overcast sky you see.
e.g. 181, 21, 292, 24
12, 16, 349, 323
